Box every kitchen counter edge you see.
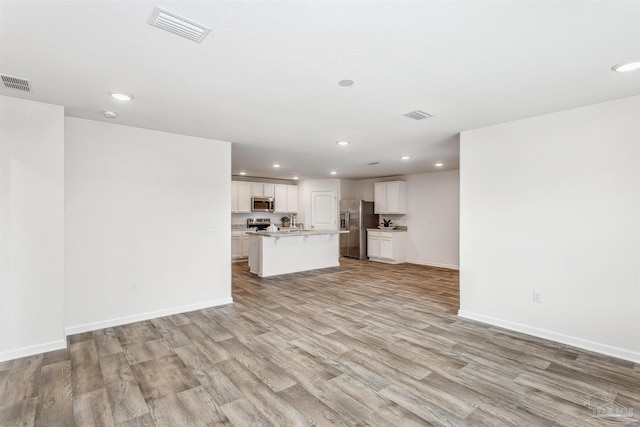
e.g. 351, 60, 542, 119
248, 230, 349, 237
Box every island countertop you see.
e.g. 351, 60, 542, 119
247, 229, 349, 237
247, 230, 346, 277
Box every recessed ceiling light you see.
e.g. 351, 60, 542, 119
337, 141, 349, 146
292, 176, 299, 180
104, 110, 117, 118
330, 171, 337, 175
435, 162, 444, 167
273, 164, 280, 168
110, 91, 133, 101
611, 61, 640, 73
400, 156, 410, 160
338, 80, 354, 87
239, 172, 246, 175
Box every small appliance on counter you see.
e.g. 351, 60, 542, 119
266, 224, 279, 233
247, 218, 271, 230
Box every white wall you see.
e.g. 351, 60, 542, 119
405, 171, 459, 269
340, 179, 359, 200
0, 96, 65, 361
65, 118, 232, 334
459, 95, 640, 362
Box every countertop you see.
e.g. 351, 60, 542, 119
366, 228, 408, 232
247, 229, 349, 237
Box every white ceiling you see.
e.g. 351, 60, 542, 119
1, 1, 639, 180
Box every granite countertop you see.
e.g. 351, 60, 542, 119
366, 227, 408, 232
231, 228, 256, 233
247, 229, 349, 237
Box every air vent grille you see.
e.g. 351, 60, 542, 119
404, 110, 433, 120
1, 74, 31, 91
147, 7, 211, 43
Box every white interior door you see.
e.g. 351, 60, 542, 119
310, 191, 337, 230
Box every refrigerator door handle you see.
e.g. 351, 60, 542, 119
345, 211, 350, 229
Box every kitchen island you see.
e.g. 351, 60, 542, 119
247, 229, 349, 277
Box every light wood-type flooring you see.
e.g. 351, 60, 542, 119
1, 259, 639, 426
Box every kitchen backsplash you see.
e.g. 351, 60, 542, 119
232, 212, 295, 228
378, 214, 406, 226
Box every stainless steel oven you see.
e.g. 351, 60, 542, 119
251, 197, 274, 212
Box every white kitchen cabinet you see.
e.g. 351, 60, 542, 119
242, 235, 250, 258
251, 182, 263, 197
231, 181, 238, 212
274, 185, 287, 212
232, 230, 251, 260
287, 185, 298, 213
232, 233, 242, 259
231, 181, 251, 213
367, 233, 380, 258
374, 181, 406, 214
274, 184, 298, 213
251, 182, 275, 197
263, 184, 275, 198
367, 230, 406, 264
379, 235, 394, 259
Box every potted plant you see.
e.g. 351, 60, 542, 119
382, 218, 393, 228
281, 216, 290, 227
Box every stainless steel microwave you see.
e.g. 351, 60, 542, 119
251, 197, 275, 212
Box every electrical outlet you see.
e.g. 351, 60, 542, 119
130, 282, 138, 293
533, 289, 543, 303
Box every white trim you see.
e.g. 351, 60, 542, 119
457, 310, 640, 364
0, 339, 67, 363
406, 258, 459, 270
64, 297, 234, 336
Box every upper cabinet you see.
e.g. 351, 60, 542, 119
374, 181, 406, 214
233, 180, 296, 213
231, 181, 252, 213
263, 184, 275, 198
251, 183, 275, 197
286, 185, 298, 213
274, 184, 298, 213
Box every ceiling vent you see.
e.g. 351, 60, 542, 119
147, 7, 211, 43
1, 74, 31, 91
404, 110, 433, 120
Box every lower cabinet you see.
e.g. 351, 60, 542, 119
367, 230, 406, 264
232, 231, 250, 260
241, 235, 250, 257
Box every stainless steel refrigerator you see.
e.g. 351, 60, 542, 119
340, 200, 378, 260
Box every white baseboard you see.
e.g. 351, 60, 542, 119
457, 310, 640, 364
406, 258, 459, 270
0, 339, 67, 363
65, 297, 234, 336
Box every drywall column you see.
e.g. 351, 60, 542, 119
64, 118, 232, 333
459, 95, 640, 362
0, 96, 65, 361
405, 170, 460, 269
